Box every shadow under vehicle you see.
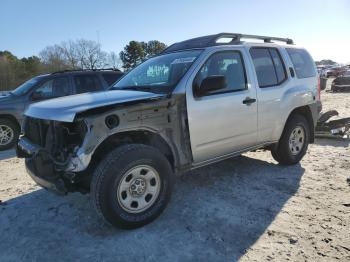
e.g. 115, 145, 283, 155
0, 154, 304, 261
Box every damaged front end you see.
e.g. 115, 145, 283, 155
17, 89, 192, 195
17, 117, 89, 194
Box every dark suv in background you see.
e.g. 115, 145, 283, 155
0, 69, 123, 150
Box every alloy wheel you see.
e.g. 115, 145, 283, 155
0, 125, 14, 146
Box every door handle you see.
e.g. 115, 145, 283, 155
242, 97, 256, 105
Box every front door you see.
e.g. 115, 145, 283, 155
186, 50, 258, 164
24, 76, 72, 117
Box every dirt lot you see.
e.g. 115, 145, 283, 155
0, 80, 349, 262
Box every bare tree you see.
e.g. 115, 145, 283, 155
107, 51, 122, 70
39, 39, 109, 71
39, 44, 69, 72
75, 39, 107, 69
0, 38, 118, 91
60, 40, 80, 69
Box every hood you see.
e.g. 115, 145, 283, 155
0, 93, 15, 103
0, 91, 10, 97
0, 95, 10, 101
25, 90, 165, 122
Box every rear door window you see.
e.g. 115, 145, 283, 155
74, 75, 103, 94
270, 49, 286, 83
101, 73, 123, 86
250, 48, 277, 87
250, 48, 287, 88
286, 48, 316, 78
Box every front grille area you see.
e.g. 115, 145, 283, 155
23, 117, 50, 147
23, 117, 87, 166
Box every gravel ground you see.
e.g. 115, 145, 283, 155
0, 80, 349, 262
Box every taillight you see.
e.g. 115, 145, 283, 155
317, 77, 321, 101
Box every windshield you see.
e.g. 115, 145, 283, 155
113, 50, 202, 93
11, 76, 45, 96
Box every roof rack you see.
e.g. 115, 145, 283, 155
163, 33, 294, 53
51, 68, 121, 74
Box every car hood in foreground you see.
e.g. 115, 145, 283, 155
25, 90, 165, 122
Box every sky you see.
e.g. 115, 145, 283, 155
1, 0, 349, 63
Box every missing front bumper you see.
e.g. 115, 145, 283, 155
17, 137, 69, 195
25, 158, 68, 195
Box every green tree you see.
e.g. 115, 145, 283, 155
145, 40, 167, 58
21, 56, 42, 76
119, 41, 146, 71
119, 40, 167, 71
0, 51, 27, 90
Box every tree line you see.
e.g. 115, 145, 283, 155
0, 39, 167, 91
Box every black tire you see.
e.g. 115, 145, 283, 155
0, 118, 19, 151
91, 144, 173, 229
271, 114, 310, 165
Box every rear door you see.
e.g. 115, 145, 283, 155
73, 74, 105, 94
249, 47, 290, 143
186, 48, 258, 164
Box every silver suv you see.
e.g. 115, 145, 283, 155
17, 33, 321, 229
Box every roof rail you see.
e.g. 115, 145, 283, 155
163, 33, 294, 53
51, 68, 121, 74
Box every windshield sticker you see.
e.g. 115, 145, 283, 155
171, 57, 196, 64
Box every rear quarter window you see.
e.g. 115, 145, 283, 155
74, 75, 103, 94
102, 73, 123, 86
286, 48, 316, 78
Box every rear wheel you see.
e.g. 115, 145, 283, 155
271, 114, 310, 165
0, 119, 19, 151
91, 144, 173, 229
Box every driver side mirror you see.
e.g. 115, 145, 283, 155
194, 75, 226, 97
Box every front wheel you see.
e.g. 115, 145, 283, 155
91, 144, 173, 229
0, 119, 19, 151
271, 114, 310, 165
